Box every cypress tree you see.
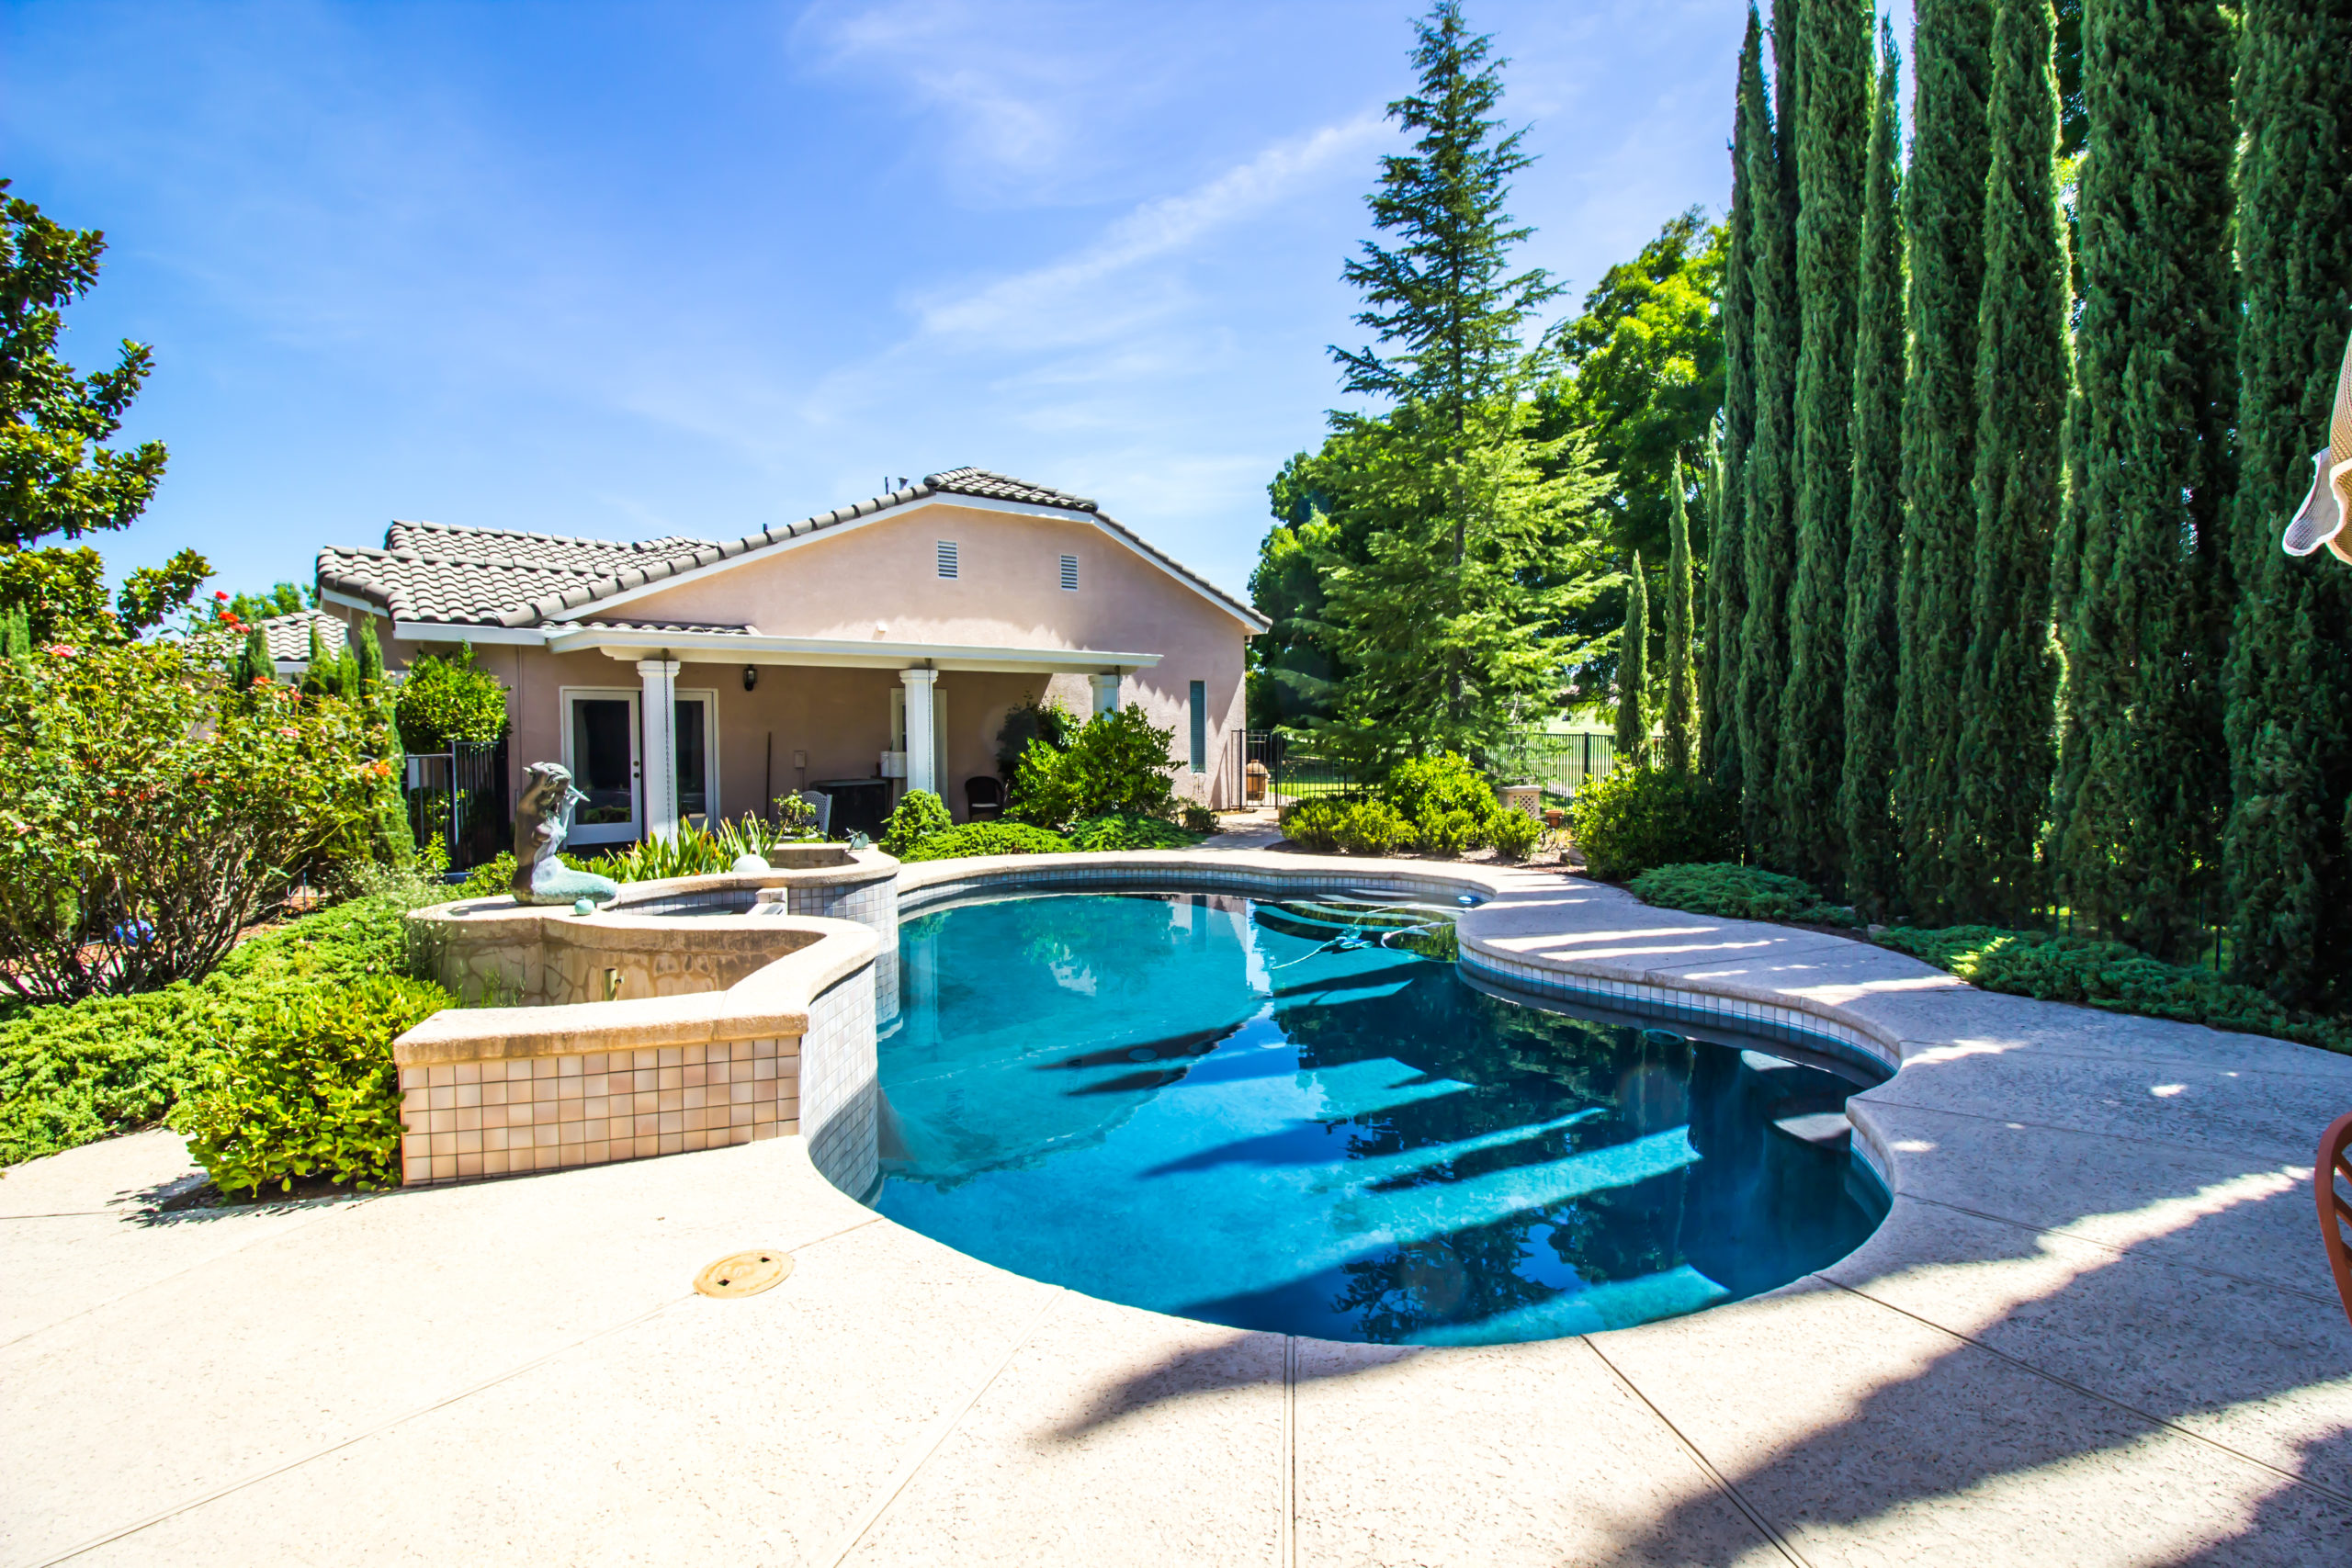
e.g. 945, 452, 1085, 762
351, 615, 416, 867
1894, 0, 1993, 920
1777, 0, 1871, 889
1949, 0, 2068, 927
1616, 551, 1651, 766
235, 626, 271, 697
2222, 0, 2352, 1010
1739, 0, 1801, 862
1664, 461, 1699, 773
1840, 21, 1905, 919
1705, 7, 1767, 799
2052, 0, 2236, 960
299, 621, 332, 698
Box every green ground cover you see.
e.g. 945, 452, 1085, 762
1627, 863, 2352, 1056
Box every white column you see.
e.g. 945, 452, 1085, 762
899, 668, 938, 798
1089, 671, 1121, 717
637, 658, 681, 841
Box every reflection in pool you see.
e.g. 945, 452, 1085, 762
871, 891, 1888, 1346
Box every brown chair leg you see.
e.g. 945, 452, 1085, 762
2320, 1110, 2352, 1328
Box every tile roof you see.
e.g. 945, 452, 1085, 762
259, 608, 348, 664
316, 468, 1265, 632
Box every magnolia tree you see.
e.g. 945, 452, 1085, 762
0, 633, 388, 1004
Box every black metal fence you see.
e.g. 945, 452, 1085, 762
1234, 728, 1622, 810
404, 737, 509, 871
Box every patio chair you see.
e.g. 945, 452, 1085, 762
965, 775, 1005, 821
2321, 1111, 2352, 1327
793, 789, 831, 840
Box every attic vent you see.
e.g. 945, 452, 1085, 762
937, 540, 959, 579
1059, 553, 1079, 592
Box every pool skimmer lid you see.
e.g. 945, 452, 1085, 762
695, 1249, 793, 1299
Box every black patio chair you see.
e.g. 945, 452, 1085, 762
965, 775, 1006, 821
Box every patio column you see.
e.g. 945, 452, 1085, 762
899, 667, 938, 798
1089, 671, 1121, 716
637, 658, 681, 842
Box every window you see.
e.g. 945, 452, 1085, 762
936, 540, 959, 579
1188, 680, 1206, 774
1059, 553, 1079, 591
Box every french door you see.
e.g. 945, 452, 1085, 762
562, 690, 640, 845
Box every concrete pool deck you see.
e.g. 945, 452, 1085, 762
5, 858, 2351, 1565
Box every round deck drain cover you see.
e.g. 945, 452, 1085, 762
695, 1249, 793, 1298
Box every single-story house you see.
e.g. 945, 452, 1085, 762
288, 468, 1268, 842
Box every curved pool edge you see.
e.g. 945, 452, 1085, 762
889, 848, 2352, 1325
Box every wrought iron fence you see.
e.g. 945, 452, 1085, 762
404, 737, 509, 871
1488, 730, 1618, 801
1232, 728, 1623, 811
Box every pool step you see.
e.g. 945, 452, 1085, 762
1770, 1111, 1853, 1149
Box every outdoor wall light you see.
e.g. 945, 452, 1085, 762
742, 665, 758, 692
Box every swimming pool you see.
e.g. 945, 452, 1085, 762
870, 890, 1888, 1345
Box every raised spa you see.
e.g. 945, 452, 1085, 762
871, 889, 1889, 1346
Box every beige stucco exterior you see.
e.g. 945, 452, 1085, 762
325, 494, 1258, 831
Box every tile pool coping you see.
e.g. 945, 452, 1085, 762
5, 849, 2348, 1564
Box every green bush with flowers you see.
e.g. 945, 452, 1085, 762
0, 631, 392, 1006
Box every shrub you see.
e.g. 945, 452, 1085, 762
1488, 808, 1541, 862
1332, 800, 1413, 856
1182, 802, 1217, 834
390, 645, 508, 750
1279, 798, 1344, 852
1385, 751, 1496, 827
1874, 925, 2352, 1056
0, 890, 439, 1166
1007, 705, 1178, 829
1415, 807, 1486, 857
994, 694, 1080, 776
880, 789, 953, 856
1629, 863, 1857, 926
180, 975, 451, 1195
1068, 813, 1204, 852
0, 633, 390, 1004
1567, 765, 1738, 880
898, 822, 1074, 863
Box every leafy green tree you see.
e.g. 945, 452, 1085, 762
2052, 0, 2236, 961
1839, 21, 1905, 919
0, 186, 204, 638
1951, 0, 2069, 929
1306, 1, 1609, 764
1738, 0, 1802, 863
1248, 449, 1355, 731
1776, 0, 1871, 890
1535, 209, 1724, 568
2222, 0, 2352, 1010
1, 182, 167, 548
1894, 0, 1994, 920
1615, 550, 1650, 765
226, 581, 312, 625
1662, 463, 1699, 773
392, 646, 509, 751
1708, 10, 1770, 802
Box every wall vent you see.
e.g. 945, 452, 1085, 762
936, 540, 958, 579
1059, 553, 1079, 592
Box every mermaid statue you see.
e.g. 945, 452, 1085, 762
510, 761, 621, 908
2283, 328, 2352, 563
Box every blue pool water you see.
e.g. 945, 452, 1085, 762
871, 891, 1888, 1345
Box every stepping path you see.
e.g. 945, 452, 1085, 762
4, 861, 2348, 1565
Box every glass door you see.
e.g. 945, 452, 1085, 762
564, 691, 639, 845
673, 693, 716, 828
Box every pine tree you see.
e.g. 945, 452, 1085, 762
1707, 9, 1769, 800
2052, 0, 2236, 960
1739, 0, 1802, 863
1777, 0, 1871, 889
1664, 462, 1699, 772
1894, 0, 1993, 920
299, 621, 334, 698
1616, 550, 1651, 765
1314, 0, 1600, 765
2222, 0, 2352, 1010
1948, 0, 2069, 927
1840, 21, 1905, 919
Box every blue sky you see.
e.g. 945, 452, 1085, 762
4, 0, 1815, 607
